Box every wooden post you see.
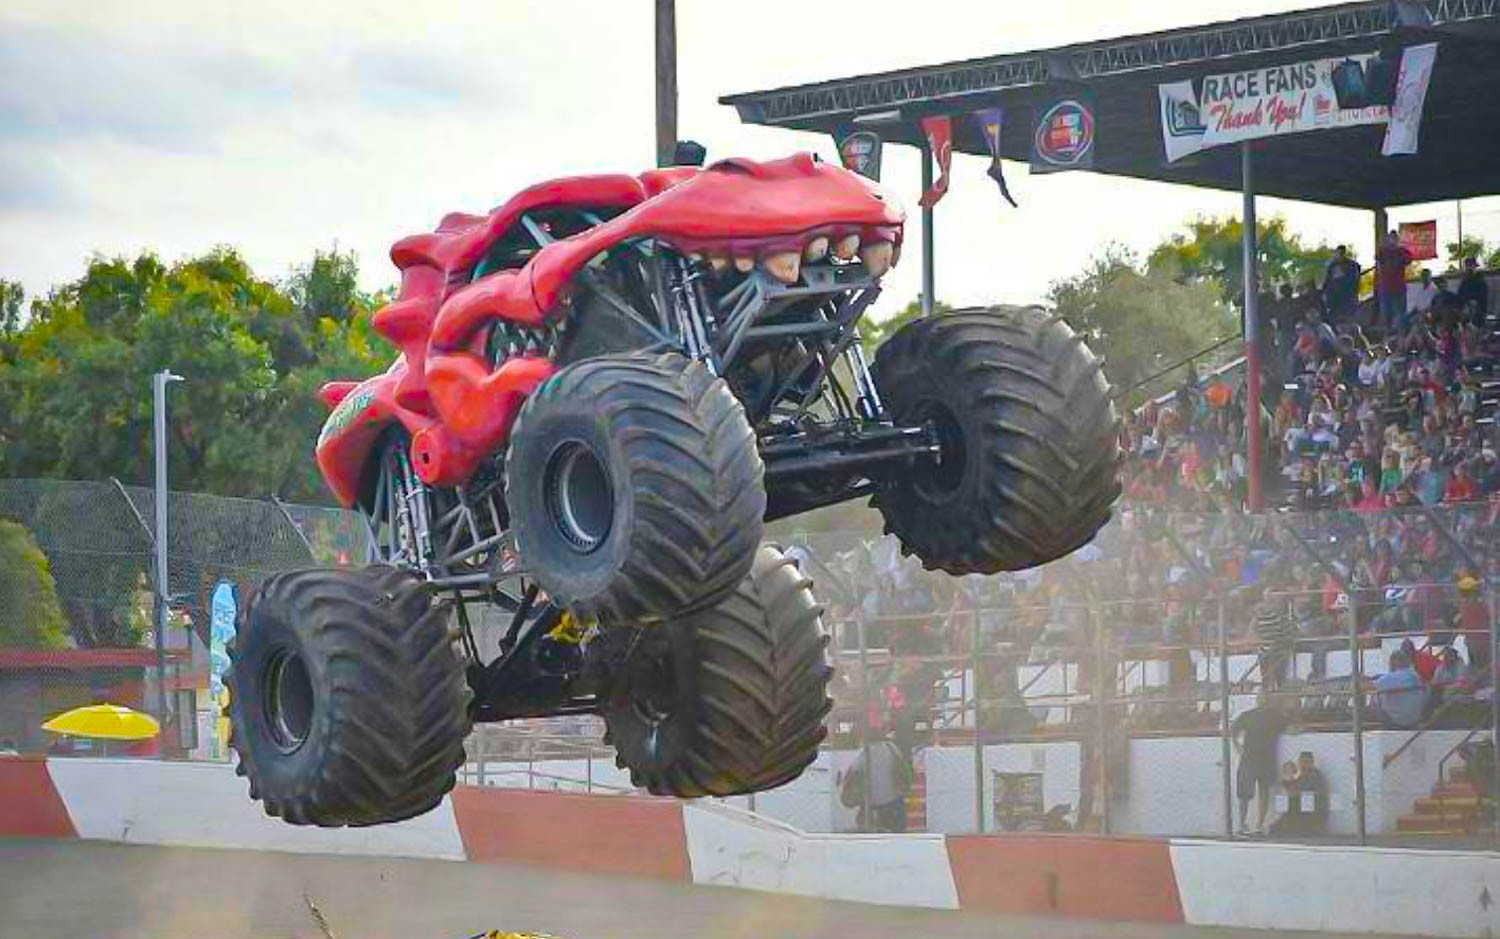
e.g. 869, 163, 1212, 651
654, 0, 678, 167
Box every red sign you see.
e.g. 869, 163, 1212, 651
1399, 220, 1438, 261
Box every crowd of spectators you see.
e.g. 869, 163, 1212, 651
802, 250, 1499, 760
1122, 250, 1495, 515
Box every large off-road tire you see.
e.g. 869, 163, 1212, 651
871, 306, 1121, 574
226, 566, 471, 827
601, 546, 832, 797
505, 352, 765, 625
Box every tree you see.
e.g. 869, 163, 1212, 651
1446, 236, 1500, 271
0, 247, 393, 503
861, 297, 953, 355
0, 520, 69, 650
1049, 246, 1236, 400
1147, 215, 1335, 304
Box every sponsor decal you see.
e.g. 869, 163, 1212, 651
1032, 96, 1096, 172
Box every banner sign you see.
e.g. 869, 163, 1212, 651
1383, 42, 1438, 156
1399, 220, 1438, 261
1032, 95, 1096, 173
1157, 48, 1438, 162
208, 581, 238, 759
918, 115, 953, 208
834, 128, 883, 181
972, 107, 1018, 207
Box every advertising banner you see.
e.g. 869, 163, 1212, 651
1399, 220, 1438, 261
208, 580, 238, 759
1158, 47, 1435, 162
1383, 42, 1438, 156
834, 128, 883, 181
1032, 94, 1096, 173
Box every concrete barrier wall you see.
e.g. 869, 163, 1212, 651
5, 755, 1500, 936
1171, 840, 1500, 938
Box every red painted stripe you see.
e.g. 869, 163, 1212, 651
450, 787, 689, 880
0, 757, 77, 839
946, 834, 1183, 923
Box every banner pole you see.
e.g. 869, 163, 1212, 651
921, 144, 935, 316
1241, 143, 1264, 513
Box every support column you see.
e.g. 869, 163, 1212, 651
653, 0, 677, 168
1241, 144, 1264, 513
921, 145, 935, 316
1374, 207, 1390, 258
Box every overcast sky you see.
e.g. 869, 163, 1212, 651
4, 0, 1497, 322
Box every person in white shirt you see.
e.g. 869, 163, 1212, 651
1408, 269, 1438, 318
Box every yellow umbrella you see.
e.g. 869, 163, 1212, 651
42, 704, 160, 741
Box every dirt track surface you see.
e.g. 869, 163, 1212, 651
0, 839, 1412, 939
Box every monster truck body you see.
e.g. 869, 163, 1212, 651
228, 152, 1120, 827
316, 154, 902, 509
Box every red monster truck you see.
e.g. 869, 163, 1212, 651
227, 153, 1120, 826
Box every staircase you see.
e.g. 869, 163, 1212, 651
1396, 765, 1485, 835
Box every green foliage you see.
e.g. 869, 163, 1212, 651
861, 297, 953, 355
0, 520, 69, 649
1445, 236, 1500, 271
1147, 215, 1335, 304
1049, 245, 1237, 399
0, 248, 393, 503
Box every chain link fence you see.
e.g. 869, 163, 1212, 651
3, 477, 1498, 845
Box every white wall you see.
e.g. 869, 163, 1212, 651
46, 759, 466, 860
928, 728, 1467, 837
1173, 840, 1500, 938
682, 801, 959, 909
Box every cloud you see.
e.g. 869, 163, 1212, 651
352, 47, 504, 111
0, 152, 77, 211
0, 22, 296, 153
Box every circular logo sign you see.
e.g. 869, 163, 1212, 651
1034, 100, 1095, 168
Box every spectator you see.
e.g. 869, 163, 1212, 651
1233, 691, 1290, 836
1375, 651, 1427, 728
1376, 231, 1413, 329
840, 732, 912, 833
1431, 646, 1471, 704
1253, 588, 1295, 691
1409, 268, 1439, 321
1323, 245, 1362, 322
1272, 750, 1330, 834
1455, 573, 1491, 673
1458, 257, 1489, 330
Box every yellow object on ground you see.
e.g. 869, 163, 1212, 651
42, 704, 161, 741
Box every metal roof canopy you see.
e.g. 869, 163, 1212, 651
721, 0, 1500, 209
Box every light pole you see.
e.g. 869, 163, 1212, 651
152, 370, 184, 734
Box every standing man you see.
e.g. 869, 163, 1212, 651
840, 731, 912, 832
1457, 257, 1489, 331
1232, 691, 1290, 836
1322, 246, 1362, 324
1375, 230, 1413, 331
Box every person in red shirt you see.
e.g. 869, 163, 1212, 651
1376, 230, 1412, 330
1445, 463, 1480, 503
1404, 638, 1441, 685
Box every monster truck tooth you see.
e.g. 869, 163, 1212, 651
524, 334, 539, 353
803, 236, 829, 262
860, 240, 894, 277
762, 251, 801, 285
733, 255, 755, 274
507, 341, 520, 357
833, 234, 860, 261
